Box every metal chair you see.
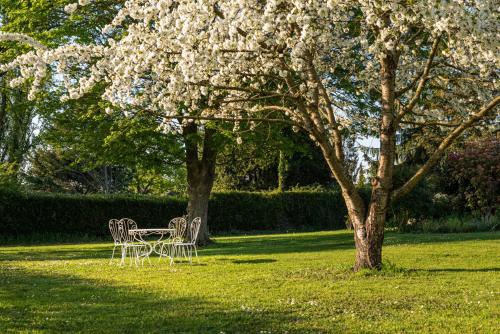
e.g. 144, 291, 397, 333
109, 219, 121, 264
108, 218, 144, 266
169, 216, 188, 242
173, 217, 202, 263
158, 216, 187, 264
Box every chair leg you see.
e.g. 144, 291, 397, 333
128, 247, 135, 267
169, 249, 174, 266
120, 246, 126, 266
139, 248, 145, 267
171, 245, 177, 264
134, 247, 140, 267
158, 243, 164, 262
110, 245, 117, 264
194, 245, 198, 262
144, 245, 151, 265
134, 247, 138, 267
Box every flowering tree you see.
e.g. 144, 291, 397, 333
1, 0, 499, 269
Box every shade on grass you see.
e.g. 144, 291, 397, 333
0, 231, 498, 333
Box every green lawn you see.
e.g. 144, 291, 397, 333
0, 231, 498, 333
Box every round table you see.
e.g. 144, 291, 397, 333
128, 228, 176, 264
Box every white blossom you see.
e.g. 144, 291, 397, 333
64, 3, 78, 14
0, 0, 497, 137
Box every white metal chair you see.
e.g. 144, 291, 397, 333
108, 218, 145, 266
158, 216, 187, 263
173, 217, 201, 263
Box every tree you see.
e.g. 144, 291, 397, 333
27, 147, 132, 193
27, 93, 188, 195
2, 1, 498, 269
215, 124, 333, 191
0, 0, 219, 243
443, 137, 499, 218
0, 0, 122, 182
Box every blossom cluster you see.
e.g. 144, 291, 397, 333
0, 0, 498, 138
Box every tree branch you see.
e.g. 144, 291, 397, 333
161, 114, 295, 126
400, 120, 460, 127
396, 37, 440, 123
393, 95, 500, 201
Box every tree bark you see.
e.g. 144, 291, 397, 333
277, 150, 287, 191
0, 78, 8, 161
182, 122, 218, 246
352, 51, 399, 270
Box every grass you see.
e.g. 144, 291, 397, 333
0, 230, 498, 333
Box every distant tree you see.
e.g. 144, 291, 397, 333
27, 147, 131, 194
443, 137, 499, 218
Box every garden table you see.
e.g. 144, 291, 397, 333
128, 228, 176, 264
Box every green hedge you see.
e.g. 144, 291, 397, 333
209, 191, 347, 231
0, 189, 348, 239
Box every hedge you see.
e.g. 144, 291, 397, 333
209, 191, 348, 231
0, 188, 348, 239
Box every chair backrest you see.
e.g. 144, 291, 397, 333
109, 219, 121, 244
109, 218, 137, 244
168, 216, 187, 241
119, 218, 138, 243
187, 217, 202, 244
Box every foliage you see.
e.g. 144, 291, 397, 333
442, 137, 499, 216
2, 185, 487, 241
387, 164, 452, 229
214, 122, 286, 191
398, 214, 498, 234
27, 88, 187, 195
215, 127, 333, 191
26, 147, 132, 194
0, 0, 120, 182
0, 188, 186, 239
0, 162, 20, 188
0, 231, 499, 333
284, 130, 335, 189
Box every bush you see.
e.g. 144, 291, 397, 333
1, 186, 479, 241
398, 214, 499, 233
442, 137, 499, 216
0, 188, 348, 240
0, 189, 186, 240
209, 190, 347, 232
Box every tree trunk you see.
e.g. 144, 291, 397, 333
352, 50, 399, 270
315, 49, 399, 271
182, 122, 218, 246
186, 181, 212, 245
277, 150, 287, 191
0, 80, 8, 161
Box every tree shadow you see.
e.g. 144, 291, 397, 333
0, 231, 498, 261
202, 232, 355, 257
0, 267, 315, 333
232, 259, 277, 264
0, 233, 355, 261
0, 244, 112, 262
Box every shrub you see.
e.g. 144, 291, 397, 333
1, 186, 476, 241
0, 189, 186, 239
209, 190, 347, 232
0, 188, 348, 240
398, 214, 498, 233
442, 137, 499, 216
